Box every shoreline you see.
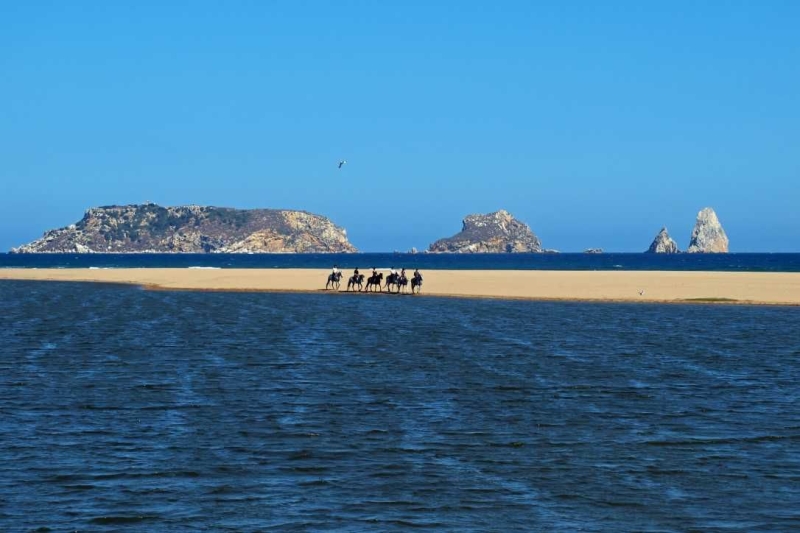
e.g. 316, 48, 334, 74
2, 268, 800, 305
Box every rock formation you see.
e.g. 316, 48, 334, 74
583, 248, 603, 254
687, 207, 729, 253
647, 227, 679, 253
12, 204, 357, 253
428, 210, 542, 253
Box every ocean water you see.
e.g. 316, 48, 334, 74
2, 252, 800, 272
1, 281, 799, 531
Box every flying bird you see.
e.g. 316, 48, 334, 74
338, 160, 347, 169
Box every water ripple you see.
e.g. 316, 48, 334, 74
1, 280, 799, 531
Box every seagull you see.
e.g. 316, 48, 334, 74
338, 160, 347, 169
638, 289, 645, 296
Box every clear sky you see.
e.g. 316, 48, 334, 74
1, 1, 798, 252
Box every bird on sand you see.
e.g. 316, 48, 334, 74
638, 289, 645, 296
338, 160, 347, 169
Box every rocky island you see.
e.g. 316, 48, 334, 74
647, 227, 680, 254
11, 203, 357, 253
687, 207, 729, 253
428, 210, 542, 253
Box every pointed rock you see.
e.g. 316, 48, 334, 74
647, 227, 679, 254
687, 207, 729, 253
428, 209, 542, 253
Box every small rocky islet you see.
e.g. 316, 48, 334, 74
647, 227, 680, 254
427, 210, 542, 253
646, 207, 729, 254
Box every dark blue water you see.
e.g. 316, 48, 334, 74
3, 252, 800, 271
1, 281, 799, 531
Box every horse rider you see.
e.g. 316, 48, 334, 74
389, 266, 397, 279
353, 267, 360, 279
400, 268, 407, 282
332, 264, 340, 276
371, 267, 378, 278
413, 269, 423, 282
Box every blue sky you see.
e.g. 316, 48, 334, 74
1, 1, 798, 252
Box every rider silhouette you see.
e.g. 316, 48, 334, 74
413, 269, 422, 281
400, 268, 406, 281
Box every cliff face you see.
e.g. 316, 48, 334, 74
12, 204, 357, 253
428, 210, 542, 253
647, 227, 679, 253
687, 208, 729, 253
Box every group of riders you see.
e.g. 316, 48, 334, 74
327, 265, 423, 294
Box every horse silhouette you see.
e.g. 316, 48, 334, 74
325, 271, 342, 290
365, 273, 383, 292
411, 276, 423, 294
347, 273, 365, 291
385, 273, 407, 293
397, 275, 408, 293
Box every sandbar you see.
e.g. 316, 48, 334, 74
2, 268, 800, 305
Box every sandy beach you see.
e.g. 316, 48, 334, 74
2, 268, 800, 305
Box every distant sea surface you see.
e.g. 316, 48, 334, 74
1, 281, 799, 531
2, 252, 800, 271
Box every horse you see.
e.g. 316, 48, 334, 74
396, 275, 408, 293
365, 273, 383, 292
411, 276, 423, 294
384, 273, 396, 293
325, 271, 342, 290
347, 273, 365, 292
385, 273, 405, 293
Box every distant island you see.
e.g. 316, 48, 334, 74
11, 204, 732, 254
646, 207, 729, 253
428, 210, 543, 253
11, 204, 357, 253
